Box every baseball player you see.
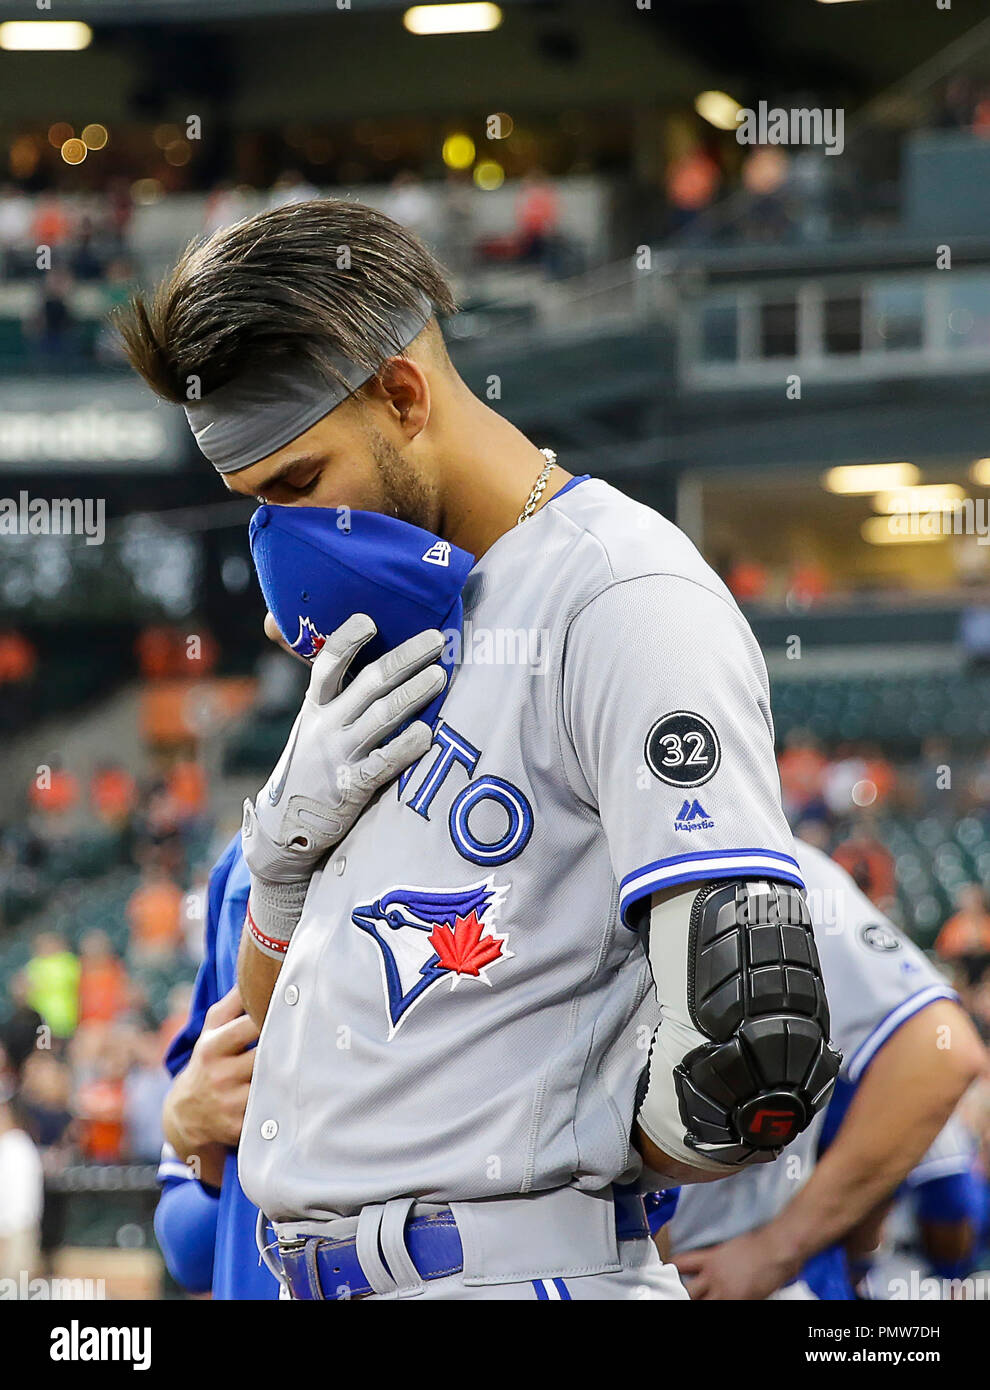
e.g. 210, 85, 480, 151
849, 1110, 987, 1298
659, 838, 986, 1299
155, 834, 280, 1298
118, 198, 838, 1300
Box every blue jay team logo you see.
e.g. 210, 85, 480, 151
291, 614, 328, 659
352, 878, 511, 1036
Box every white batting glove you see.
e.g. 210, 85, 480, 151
242, 612, 445, 888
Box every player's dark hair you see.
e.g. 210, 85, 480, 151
115, 198, 457, 403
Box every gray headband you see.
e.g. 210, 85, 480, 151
184, 297, 433, 474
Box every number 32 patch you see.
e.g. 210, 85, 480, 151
645, 711, 721, 788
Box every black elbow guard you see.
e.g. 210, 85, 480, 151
674, 879, 841, 1166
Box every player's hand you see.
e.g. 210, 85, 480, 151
167, 986, 260, 1152
669, 1226, 798, 1300
242, 613, 445, 884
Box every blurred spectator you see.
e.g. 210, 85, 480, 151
30, 194, 71, 249
936, 883, 990, 982
126, 865, 183, 963
122, 1030, 169, 1163
787, 561, 830, 608
27, 757, 79, 820
515, 170, 561, 270
725, 558, 769, 603
860, 744, 897, 809
0, 1089, 43, 1283
832, 822, 897, 907
0, 629, 36, 685
778, 729, 828, 823
18, 1052, 74, 1270
27, 268, 77, 361
74, 1031, 127, 1163
90, 762, 137, 828
69, 217, 104, 282
166, 759, 207, 823
135, 625, 181, 681
77, 930, 129, 1027
104, 178, 133, 250
23, 933, 80, 1041
0, 975, 43, 1073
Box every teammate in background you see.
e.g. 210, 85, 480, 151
848, 1111, 988, 1299
659, 839, 986, 1299
121, 199, 838, 1301
154, 835, 279, 1299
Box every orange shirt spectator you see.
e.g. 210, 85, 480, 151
78, 932, 129, 1026
167, 760, 206, 819
127, 872, 183, 958
135, 626, 180, 681
90, 764, 137, 824
726, 560, 768, 603
936, 884, 990, 961
76, 1076, 125, 1162
516, 176, 559, 240
788, 563, 829, 607
0, 630, 36, 683
862, 755, 896, 807
778, 740, 827, 817
31, 196, 71, 247
28, 766, 79, 816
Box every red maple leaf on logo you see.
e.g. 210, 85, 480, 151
429, 911, 504, 977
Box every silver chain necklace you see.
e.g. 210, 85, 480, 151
517, 447, 558, 525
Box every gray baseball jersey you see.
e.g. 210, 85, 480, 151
238, 476, 802, 1222
667, 839, 957, 1253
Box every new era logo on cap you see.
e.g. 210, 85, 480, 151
422, 541, 451, 567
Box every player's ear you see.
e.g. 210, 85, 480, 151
373, 356, 431, 439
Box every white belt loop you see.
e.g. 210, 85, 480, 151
354, 1203, 398, 1296
378, 1197, 426, 1297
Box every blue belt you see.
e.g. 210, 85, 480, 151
278, 1189, 650, 1300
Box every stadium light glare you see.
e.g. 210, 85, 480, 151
971, 458, 990, 486
442, 133, 475, 169
0, 21, 92, 51
694, 91, 743, 132
823, 462, 919, 495
473, 159, 504, 190
404, 4, 503, 35
873, 484, 966, 514
861, 517, 945, 546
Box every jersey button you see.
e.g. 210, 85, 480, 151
333, 857, 346, 876
284, 984, 299, 1006
260, 1119, 278, 1141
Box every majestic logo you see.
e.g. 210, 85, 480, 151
352, 878, 511, 1036
291, 614, 327, 659
674, 798, 714, 832
422, 540, 451, 567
